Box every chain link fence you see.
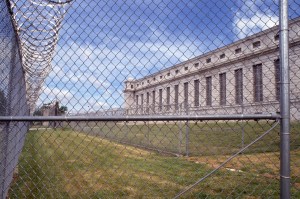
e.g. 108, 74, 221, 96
1, 0, 300, 198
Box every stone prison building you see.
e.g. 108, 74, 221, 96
123, 17, 300, 119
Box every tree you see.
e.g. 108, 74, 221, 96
33, 102, 68, 116
59, 105, 68, 114
33, 108, 43, 116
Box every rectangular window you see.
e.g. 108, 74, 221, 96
152, 90, 155, 110
166, 87, 170, 110
274, 34, 279, 41
141, 94, 144, 112
146, 92, 150, 113
235, 69, 243, 105
141, 94, 144, 105
184, 82, 189, 109
194, 79, 200, 107
253, 41, 261, 48
206, 58, 211, 63
175, 85, 179, 110
219, 73, 226, 105
194, 63, 199, 67
235, 48, 241, 54
184, 66, 188, 71
274, 59, 280, 100
159, 89, 163, 111
220, 53, 225, 59
206, 76, 212, 106
146, 92, 149, 105
253, 64, 263, 102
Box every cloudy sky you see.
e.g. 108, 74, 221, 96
37, 0, 300, 114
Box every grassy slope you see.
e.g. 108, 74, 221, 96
8, 127, 300, 198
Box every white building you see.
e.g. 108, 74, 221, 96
124, 17, 300, 119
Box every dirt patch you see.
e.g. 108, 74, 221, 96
133, 172, 180, 188
186, 152, 280, 176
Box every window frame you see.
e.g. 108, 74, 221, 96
235, 68, 243, 105
253, 63, 263, 102
219, 73, 226, 106
194, 79, 200, 107
253, 41, 261, 48
206, 76, 212, 106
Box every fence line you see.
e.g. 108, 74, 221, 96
0, 113, 280, 122
174, 120, 280, 198
1, 0, 299, 198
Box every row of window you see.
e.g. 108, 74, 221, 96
133, 35, 280, 89
135, 60, 280, 109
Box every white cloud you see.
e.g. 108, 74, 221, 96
37, 86, 74, 107
72, 97, 109, 114
43, 87, 73, 100
233, 0, 279, 39
40, 33, 204, 113
38, 3, 206, 113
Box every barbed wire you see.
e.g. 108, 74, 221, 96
7, 0, 73, 112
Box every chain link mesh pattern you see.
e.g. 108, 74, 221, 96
1, 0, 300, 198
0, 1, 29, 198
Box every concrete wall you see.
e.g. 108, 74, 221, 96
124, 18, 300, 119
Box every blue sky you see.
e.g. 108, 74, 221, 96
37, 0, 300, 114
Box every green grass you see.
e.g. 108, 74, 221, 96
8, 126, 300, 198
73, 120, 295, 156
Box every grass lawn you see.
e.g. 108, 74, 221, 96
73, 120, 292, 156
8, 125, 300, 198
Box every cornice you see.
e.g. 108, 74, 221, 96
129, 39, 300, 92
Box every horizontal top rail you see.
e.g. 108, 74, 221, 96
0, 113, 280, 122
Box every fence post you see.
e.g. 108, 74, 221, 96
178, 121, 182, 155
145, 121, 150, 147
241, 98, 245, 150
185, 105, 190, 156
185, 121, 189, 157
125, 121, 128, 142
279, 0, 290, 198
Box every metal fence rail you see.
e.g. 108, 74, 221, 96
1, 0, 300, 198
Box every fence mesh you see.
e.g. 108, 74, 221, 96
0, 1, 29, 198
1, 0, 300, 198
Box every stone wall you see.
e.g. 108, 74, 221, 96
124, 18, 300, 119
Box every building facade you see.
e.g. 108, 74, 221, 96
124, 18, 300, 119
41, 101, 59, 126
